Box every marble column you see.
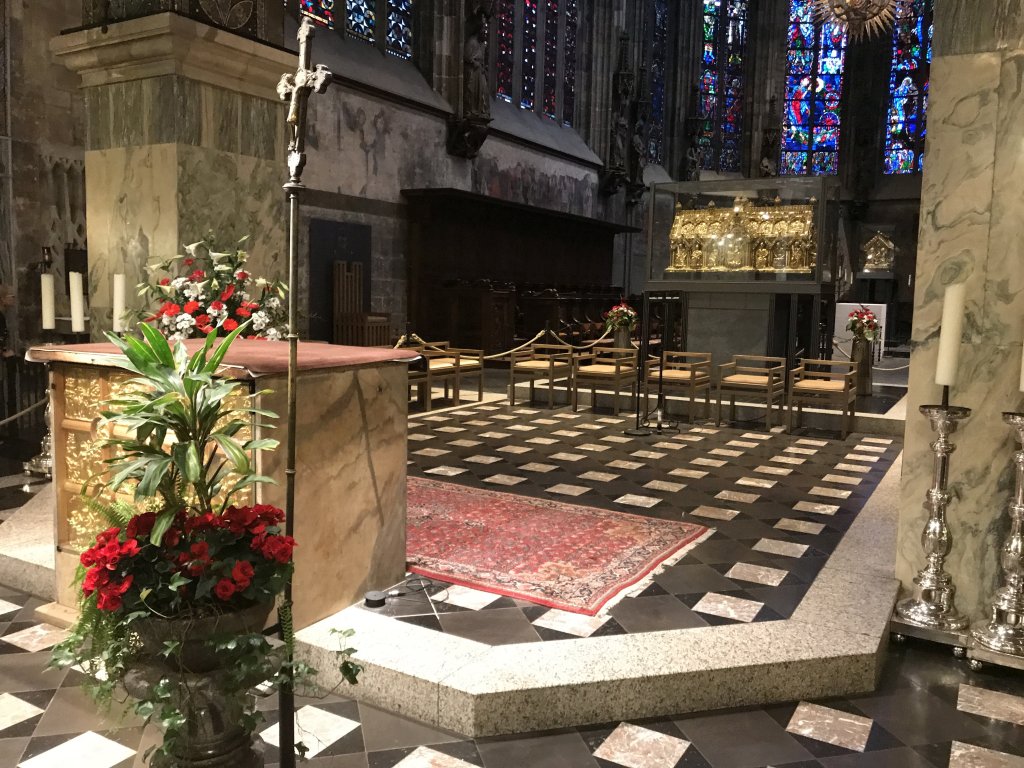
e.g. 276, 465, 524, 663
897, 3, 1024, 622
50, 13, 290, 337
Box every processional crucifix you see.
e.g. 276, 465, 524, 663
275, 14, 332, 768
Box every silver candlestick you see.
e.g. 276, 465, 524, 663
896, 404, 971, 631
971, 412, 1024, 656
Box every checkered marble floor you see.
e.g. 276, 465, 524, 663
383, 404, 902, 643
0, 586, 1021, 767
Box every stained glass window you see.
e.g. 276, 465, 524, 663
884, 0, 932, 174
521, 0, 538, 109
496, 0, 516, 102
346, 0, 376, 40
493, 0, 577, 121
300, 0, 336, 28
780, 0, 847, 176
698, 0, 749, 173
562, 0, 578, 125
648, 0, 668, 163
386, 0, 413, 58
542, 0, 560, 118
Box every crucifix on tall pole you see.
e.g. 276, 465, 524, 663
275, 15, 332, 768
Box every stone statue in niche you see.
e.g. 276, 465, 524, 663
625, 69, 650, 206
463, 5, 491, 120
448, 1, 495, 158
759, 96, 781, 177
601, 34, 633, 196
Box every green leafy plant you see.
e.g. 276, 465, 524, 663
99, 322, 277, 544
50, 325, 359, 763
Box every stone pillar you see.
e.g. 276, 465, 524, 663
51, 13, 291, 336
897, 2, 1024, 622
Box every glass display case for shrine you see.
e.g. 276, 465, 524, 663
642, 177, 841, 369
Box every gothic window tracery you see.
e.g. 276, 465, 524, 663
698, 0, 749, 173
780, 0, 847, 176
492, 0, 579, 125
883, 0, 932, 174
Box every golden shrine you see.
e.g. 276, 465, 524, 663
666, 197, 817, 274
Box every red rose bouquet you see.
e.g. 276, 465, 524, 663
77, 504, 294, 618
138, 237, 287, 342
846, 305, 879, 342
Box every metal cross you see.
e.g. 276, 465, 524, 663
277, 16, 332, 187
276, 13, 333, 768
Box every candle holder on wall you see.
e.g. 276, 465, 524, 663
894, 401, 971, 643
971, 412, 1024, 659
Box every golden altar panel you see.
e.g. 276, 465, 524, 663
667, 197, 816, 274
31, 339, 416, 630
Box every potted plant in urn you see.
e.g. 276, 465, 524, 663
51, 323, 307, 766
603, 301, 638, 350
846, 305, 879, 393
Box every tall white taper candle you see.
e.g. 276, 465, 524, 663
935, 282, 967, 387
40, 273, 55, 330
112, 273, 126, 333
69, 271, 85, 333
1019, 344, 1024, 393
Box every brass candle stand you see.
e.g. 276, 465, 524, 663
893, 399, 971, 648
971, 412, 1024, 659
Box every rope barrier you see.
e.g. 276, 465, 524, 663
400, 330, 548, 361
0, 397, 46, 428
544, 327, 612, 350
482, 330, 548, 360
832, 340, 912, 372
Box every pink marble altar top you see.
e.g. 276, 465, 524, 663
27, 338, 419, 378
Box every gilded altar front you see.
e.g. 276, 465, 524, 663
667, 197, 816, 274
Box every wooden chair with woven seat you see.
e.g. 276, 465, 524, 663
407, 342, 479, 411
572, 348, 639, 415
715, 355, 786, 429
787, 359, 858, 438
509, 343, 574, 407
644, 351, 712, 423
445, 346, 484, 405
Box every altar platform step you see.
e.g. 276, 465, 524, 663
295, 459, 902, 739
0, 482, 55, 601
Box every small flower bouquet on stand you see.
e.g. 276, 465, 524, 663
139, 238, 287, 342
603, 302, 638, 349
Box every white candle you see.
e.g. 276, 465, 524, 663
935, 282, 967, 387
1019, 346, 1024, 393
69, 271, 85, 333
112, 273, 126, 333
40, 273, 55, 330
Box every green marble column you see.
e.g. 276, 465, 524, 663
52, 13, 290, 336
898, 2, 1024, 623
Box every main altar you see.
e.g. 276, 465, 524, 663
28, 339, 417, 630
645, 177, 839, 369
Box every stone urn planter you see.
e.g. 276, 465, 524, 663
613, 327, 632, 350
851, 337, 873, 395
125, 602, 275, 768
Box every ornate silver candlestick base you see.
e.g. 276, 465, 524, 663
896, 404, 971, 632
971, 412, 1024, 657
23, 401, 53, 479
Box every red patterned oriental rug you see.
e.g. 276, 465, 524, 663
406, 477, 712, 616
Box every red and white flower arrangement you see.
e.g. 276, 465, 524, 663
603, 301, 639, 332
846, 305, 879, 342
139, 238, 287, 342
